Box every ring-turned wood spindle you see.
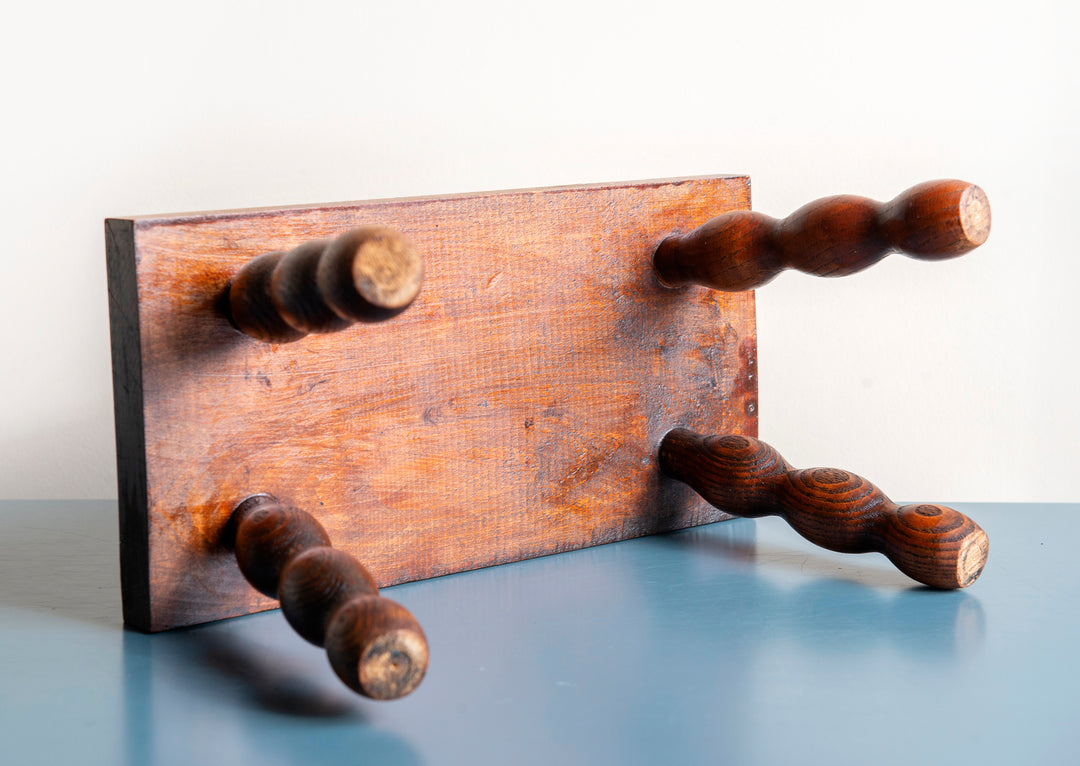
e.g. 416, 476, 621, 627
230, 495, 429, 699
658, 430, 989, 589
653, 179, 990, 291
227, 226, 424, 342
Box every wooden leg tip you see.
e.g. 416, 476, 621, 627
357, 628, 430, 700
350, 229, 424, 311
955, 528, 990, 589
326, 596, 429, 699
959, 184, 991, 248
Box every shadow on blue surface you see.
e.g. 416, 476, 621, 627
6, 500, 1038, 766
132, 627, 362, 718
122, 626, 425, 765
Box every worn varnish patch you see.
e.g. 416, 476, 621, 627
106, 176, 757, 631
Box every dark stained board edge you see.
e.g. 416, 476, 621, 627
105, 218, 151, 631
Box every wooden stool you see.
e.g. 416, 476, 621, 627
106, 176, 990, 698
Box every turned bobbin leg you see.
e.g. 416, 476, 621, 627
227, 226, 424, 342
659, 431, 989, 589
653, 179, 990, 291
231, 495, 429, 699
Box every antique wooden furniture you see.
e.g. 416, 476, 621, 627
105, 175, 990, 699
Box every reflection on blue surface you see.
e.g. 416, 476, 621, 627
657, 522, 986, 659
1, 501, 1078, 765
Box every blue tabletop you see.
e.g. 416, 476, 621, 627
0, 501, 1076, 765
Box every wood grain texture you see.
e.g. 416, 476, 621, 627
653, 180, 990, 291
658, 430, 989, 588
105, 176, 757, 631
280, 547, 377, 646
231, 496, 427, 699
232, 496, 332, 598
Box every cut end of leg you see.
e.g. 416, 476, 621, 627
350, 228, 424, 310
358, 628, 430, 700
959, 184, 991, 247
956, 527, 990, 589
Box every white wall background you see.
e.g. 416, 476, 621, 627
1, 0, 1075, 501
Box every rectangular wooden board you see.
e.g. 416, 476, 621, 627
106, 175, 757, 631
